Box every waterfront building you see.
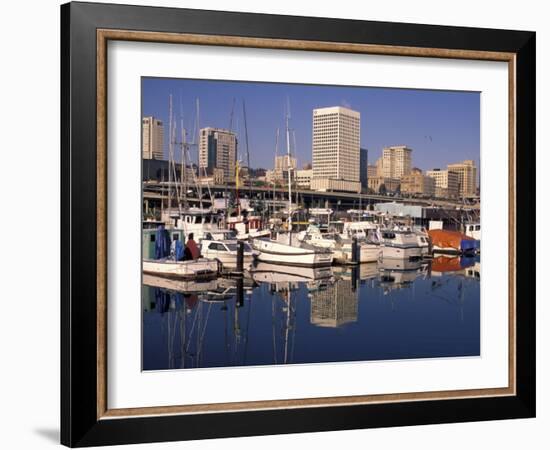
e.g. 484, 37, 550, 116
380, 145, 412, 178
368, 176, 400, 194
374, 202, 425, 219
375, 157, 383, 176
448, 159, 478, 198
142, 159, 195, 182
266, 155, 296, 184
275, 155, 297, 171
198, 167, 225, 186
311, 106, 361, 193
400, 171, 436, 197
198, 127, 237, 181
367, 164, 378, 179
426, 169, 460, 199
142, 116, 164, 160
295, 169, 313, 189
309, 278, 358, 327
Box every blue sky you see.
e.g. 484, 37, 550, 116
142, 77, 480, 171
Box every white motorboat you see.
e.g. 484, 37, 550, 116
298, 225, 380, 263
227, 215, 272, 240
162, 208, 224, 240
358, 242, 382, 263
142, 258, 219, 279
200, 239, 259, 269
416, 233, 431, 256
379, 229, 422, 260
341, 220, 379, 240
464, 222, 481, 241
253, 235, 334, 267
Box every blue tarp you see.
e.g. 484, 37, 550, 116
173, 239, 185, 261
155, 225, 171, 259
459, 239, 480, 253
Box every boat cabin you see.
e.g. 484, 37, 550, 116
142, 228, 185, 260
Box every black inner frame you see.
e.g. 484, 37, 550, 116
61, 2, 536, 447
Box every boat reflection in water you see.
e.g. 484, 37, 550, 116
142, 256, 481, 371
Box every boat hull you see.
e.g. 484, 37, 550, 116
200, 252, 256, 270
359, 244, 381, 263
381, 245, 422, 260
253, 239, 333, 267
432, 246, 477, 256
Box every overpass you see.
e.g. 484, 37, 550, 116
143, 182, 479, 210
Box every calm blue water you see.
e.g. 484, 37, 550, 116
142, 256, 480, 371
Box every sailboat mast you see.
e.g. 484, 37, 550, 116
273, 128, 279, 216
181, 121, 187, 210
168, 95, 173, 222
196, 98, 203, 210
286, 104, 292, 244
242, 100, 252, 202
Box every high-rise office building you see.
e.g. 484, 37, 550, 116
274, 155, 296, 171
426, 169, 460, 198
142, 116, 164, 160
401, 172, 436, 197
380, 145, 412, 178
198, 127, 237, 181
311, 106, 361, 193
448, 159, 478, 198
367, 165, 378, 179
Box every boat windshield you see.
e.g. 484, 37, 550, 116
225, 243, 253, 252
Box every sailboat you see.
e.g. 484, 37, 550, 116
252, 102, 333, 267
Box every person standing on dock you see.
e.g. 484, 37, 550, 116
186, 233, 200, 260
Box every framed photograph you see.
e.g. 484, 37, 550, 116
61, 1, 535, 447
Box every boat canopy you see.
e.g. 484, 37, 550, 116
428, 229, 479, 252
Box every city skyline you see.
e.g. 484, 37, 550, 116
142, 77, 480, 172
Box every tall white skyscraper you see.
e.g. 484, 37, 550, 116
142, 116, 164, 160
311, 106, 361, 193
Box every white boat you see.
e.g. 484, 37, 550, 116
298, 225, 380, 263
380, 229, 422, 260
142, 258, 219, 279
253, 236, 334, 267
162, 208, 224, 240
416, 233, 431, 256
464, 222, 481, 240
200, 239, 259, 269
358, 242, 382, 263
227, 215, 271, 240
341, 221, 379, 240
